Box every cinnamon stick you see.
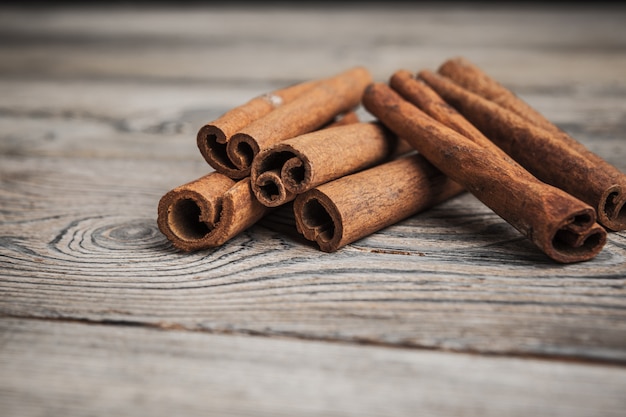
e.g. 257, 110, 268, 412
197, 80, 318, 178
157, 172, 270, 251
438, 56, 564, 134
250, 121, 412, 207
390, 69, 508, 158
362, 82, 607, 263
293, 153, 464, 252
428, 58, 626, 231
198, 66, 372, 179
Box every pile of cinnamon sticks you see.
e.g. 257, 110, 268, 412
157, 57, 625, 263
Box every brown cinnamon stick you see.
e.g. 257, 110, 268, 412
438, 56, 619, 173
157, 172, 270, 251
438, 56, 564, 134
250, 121, 412, 207
362, 82, 607, 263
390, 69, 507, 158
429, 58, 626, 231
293, 153, 464, 252
197, 80, 318, 178
198, 67, 372, 180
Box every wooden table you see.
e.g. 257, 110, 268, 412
1, 4, 625, 416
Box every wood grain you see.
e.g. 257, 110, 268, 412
2, 152, 625, 361
2, 317, 626, 417
1, 4, 626, 415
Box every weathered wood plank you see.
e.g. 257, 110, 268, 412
2, 98, 626, 354
0, 5, 625, 86
0, 0, 626, 392
2, 150, 625, 361
1, 317, 625, 417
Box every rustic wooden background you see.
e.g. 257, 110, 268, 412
1, 3, 625, 416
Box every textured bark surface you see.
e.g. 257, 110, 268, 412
362, 82, 607, 263
251, 122, 403, 207
223, 67, 372, 178
158, 174, 270, 251
293, 153, 464, 252
428, 59, 626, 231
196, 80, 318, 178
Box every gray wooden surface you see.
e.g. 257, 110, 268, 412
1, 3, 625, 416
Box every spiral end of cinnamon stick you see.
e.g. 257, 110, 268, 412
224, 132, 261, 179
252, 170, 294, 208
158, 190, 221, 251
544, 207, 607, 263
598, 185, 626, 231
251, 146, 311, 207
196, 124, 244, 178
157, 173, 236, 251
294, 190, 343, 252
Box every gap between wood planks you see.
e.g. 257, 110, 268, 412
3, 312, 625, 368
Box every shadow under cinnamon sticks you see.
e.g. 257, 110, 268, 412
362, 81, 607, 263
425, 56, 626, 232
